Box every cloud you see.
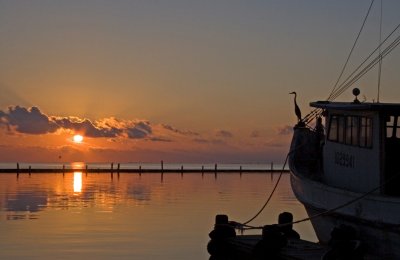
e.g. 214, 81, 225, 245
0, 105, 165, 140
0, 106, 58, 134
215, 130, 233, 138
53, 116, 122, 138
126, 121, 152, 139
277, 125, 293, 135
162, 124, 199, 136
148, 137, 173, 142
250, 131, 260, 138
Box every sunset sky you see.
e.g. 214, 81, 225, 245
1, 1, 400, 163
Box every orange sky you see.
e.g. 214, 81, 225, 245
0, 1, 399, 163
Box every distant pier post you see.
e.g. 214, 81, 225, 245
117, 163, 120, 177
161, 160, 164, 173
181, 165, 184, 177
202, 165, 204, 177
29, 165, 31, 176
16, 163, 19, 177
139, 165, 142, 176
214, 163, 217, 179
240, 165, 242, 177
62, 164, 65, 176
111, 163, 114, 173
85, 165, 88, 176
270, 162, 273, 181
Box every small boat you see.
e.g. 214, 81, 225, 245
289, 92, 400, 258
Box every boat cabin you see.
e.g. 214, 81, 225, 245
310, 101, 400, 196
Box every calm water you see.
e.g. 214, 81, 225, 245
0, 171, 316, 259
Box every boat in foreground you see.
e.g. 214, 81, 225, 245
289, 93, 400, 258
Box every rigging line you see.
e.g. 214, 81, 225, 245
329, 22, 400, 100
242, 153, 289, 225
327, 0, 375, 101
328, 24, 400, 101
329, 26, 400, 101
377, 0, 383, 103
330, 33, 400, 100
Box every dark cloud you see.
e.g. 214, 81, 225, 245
162, 124, 199, 136
193, 138, 209, 143
277, 125, 293, 135
250, 131, 260, 138
53, 117, 122, 138
148, 137, 173, 142
127, 121, 152, 139
215, 130, 233, 138
0, 105, 204, 143
0, 106, 58, 134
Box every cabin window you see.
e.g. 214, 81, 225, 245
328, 114, 372, 148
386, 116, 400, 138
346, 116, 359, 146
360, 117, 372, 147
328, 116, 338, 141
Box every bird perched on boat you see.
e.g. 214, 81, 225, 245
289, 92, 302, 124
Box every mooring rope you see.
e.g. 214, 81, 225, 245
233, 126, 400, 232
241, 153, 289, 225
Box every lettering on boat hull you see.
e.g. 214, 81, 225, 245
334, 151, 355, 168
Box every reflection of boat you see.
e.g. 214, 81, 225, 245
289, 96, 400, 258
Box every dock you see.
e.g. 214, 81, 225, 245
0, 162, 289, 174
213, 235, 329, 260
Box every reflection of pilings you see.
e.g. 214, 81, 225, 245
111, 163, 114, 174
17, 163, 19, 174
117, 163, 120, 178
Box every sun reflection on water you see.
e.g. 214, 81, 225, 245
73, 172, 82, 193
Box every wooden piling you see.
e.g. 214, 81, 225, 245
181, 165, 184, 176
139, 165, 142, 176
161, 160, 164, 173
214, 163, 217, 179
29, 166, 31, 176
202, 165, 204, 178
240, 165, 242, 177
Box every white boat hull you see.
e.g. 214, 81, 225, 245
290, 169, 400, 258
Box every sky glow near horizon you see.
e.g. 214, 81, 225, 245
1, 1, 400, 163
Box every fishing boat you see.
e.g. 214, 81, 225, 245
288, 1, 400, 257
289, 94, 400, 258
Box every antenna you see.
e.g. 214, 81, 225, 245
377, 0, 383, 103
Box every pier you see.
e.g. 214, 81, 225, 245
0, 162, 289, 174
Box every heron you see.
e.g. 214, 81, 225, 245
289, 92, 302, 123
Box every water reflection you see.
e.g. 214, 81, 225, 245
73, 171, 82, 193
0, 173, 317, 259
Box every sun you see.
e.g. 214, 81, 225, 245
73, 134, 84, 143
